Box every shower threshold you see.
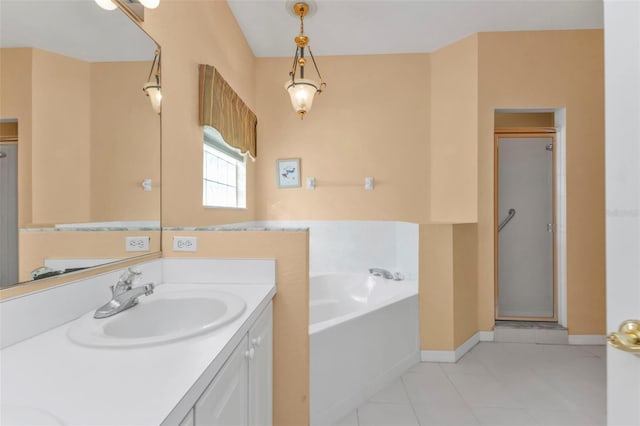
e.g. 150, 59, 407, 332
494, 320, 568, 344
495, 320, 567, 330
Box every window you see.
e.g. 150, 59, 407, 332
203, 127, 246, 208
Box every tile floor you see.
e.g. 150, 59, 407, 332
332, 342, 606, 426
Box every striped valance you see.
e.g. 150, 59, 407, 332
198, 64, 257, 158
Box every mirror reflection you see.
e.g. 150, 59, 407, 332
0, 0, 161, 288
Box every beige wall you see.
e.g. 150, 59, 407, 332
19, 230, 161, 282
494, 112, 555, 128
0, 122, 18, 140
31, 48, 92, 224
141, 1, 257, 227
419, 224, 455, 350
430, 35, 478, 223
254, 54, 430, 222
163, 230, 309, 426
419, 223, 479, 351
1, 48, 33, 228
477, 30, 606, 335
90, 61, 161, 221
0, 49, 158, 226
453, 224, 478, 347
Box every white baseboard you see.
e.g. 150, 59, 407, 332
420, 349, 457, 363
421, 332, 484, 363
568, 334, 606, 345
479, 331, 495, 341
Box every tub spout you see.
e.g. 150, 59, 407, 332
369, 268, 404, 281
368, 268, 394, 279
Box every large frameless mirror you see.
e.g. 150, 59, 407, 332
0, 0, 161, 289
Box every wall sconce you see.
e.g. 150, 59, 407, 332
284, 2, 326, 119
94, 0, 159, 22
94, 0, 118, 11
143, 49, 162, 114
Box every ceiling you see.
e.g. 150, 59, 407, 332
0, 1, 603, 61
227, 0, 604, 57
0, 0, 156, 62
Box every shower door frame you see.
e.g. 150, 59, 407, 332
494, 127, 558, 322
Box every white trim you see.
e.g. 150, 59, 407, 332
554, 108, 568, 328
568, 335, 606, 345
421, 332, 481, 363
421, 350, 456, 363
479, 331, 495, 341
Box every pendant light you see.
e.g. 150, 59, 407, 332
284, 2, 326, 119
143, 49, 162, 114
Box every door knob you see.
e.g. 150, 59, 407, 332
607, 319, 640, 354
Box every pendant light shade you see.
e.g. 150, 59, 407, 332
284, 2, 325, 119
284, 78, 320, 118
143, 49, 162, 114
94, 0, 117, 11
143, 82, 162, 114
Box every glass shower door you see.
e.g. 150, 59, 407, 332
497, 135, 555, 320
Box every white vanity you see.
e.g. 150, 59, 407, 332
0, 258, 276, 425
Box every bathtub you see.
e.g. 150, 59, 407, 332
309, 273, 419, 425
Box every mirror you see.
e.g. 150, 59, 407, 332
0, 1, 161, 288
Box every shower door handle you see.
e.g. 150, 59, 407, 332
498, 208, 516, 232
0, 152, 6, 159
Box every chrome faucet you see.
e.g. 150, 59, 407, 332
368, 268, 404, 281
94, 268, 155, 319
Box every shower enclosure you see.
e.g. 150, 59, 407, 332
0, 142, 18, 286
495, 131, 556, 320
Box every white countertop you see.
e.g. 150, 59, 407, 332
0, 282, 275, 425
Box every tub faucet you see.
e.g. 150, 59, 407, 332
94, 268, 155, 319
369, 268, 404, 281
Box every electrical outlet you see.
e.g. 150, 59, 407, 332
173, 236, 197, 252
126, 236, 150, 252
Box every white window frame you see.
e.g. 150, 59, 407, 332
203, 127, 246, 209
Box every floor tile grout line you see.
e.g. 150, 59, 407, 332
399, 374, 423, 426
345, 342, 605, 426
437, 359, 486, 425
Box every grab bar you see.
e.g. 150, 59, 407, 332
498, 208, 516, 232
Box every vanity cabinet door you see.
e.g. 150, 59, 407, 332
249, 303, 273, 426
195, 335, 249, 426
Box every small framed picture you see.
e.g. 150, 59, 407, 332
276, 158, 301, 188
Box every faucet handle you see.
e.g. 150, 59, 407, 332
119, 267, 142, 284
144, 283, 155, 296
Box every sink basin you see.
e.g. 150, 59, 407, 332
67, 287, 246, 348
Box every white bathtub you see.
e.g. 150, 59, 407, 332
309, 273, 419, 425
